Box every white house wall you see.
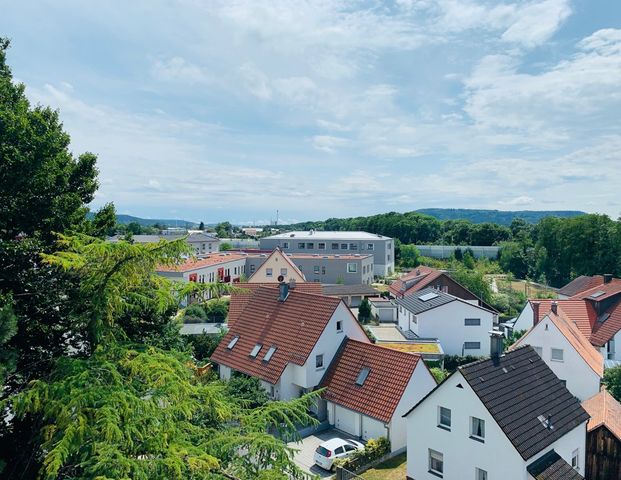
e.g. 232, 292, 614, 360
516, 318, 601, 401
399, 300, 496, 356
513, 303, 535, 332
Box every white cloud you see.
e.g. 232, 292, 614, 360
312, 135, 350, 153
151, 56, 209, 83
239, 63, 272, 100
501, 0, 571, 48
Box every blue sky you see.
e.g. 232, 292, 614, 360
2, 0, 620, 224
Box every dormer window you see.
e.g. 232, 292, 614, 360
263, 346, 277, 362
250, 344, 262, 358
227, 336, 240, 350
355, 367, 371, 386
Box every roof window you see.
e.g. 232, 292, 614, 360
227, 336, 240, 350
263, 346, 277, 362
419, 292, 439, 302
590, 290, 606, 299
355, 367, 371, 386
250, 344, 262, 358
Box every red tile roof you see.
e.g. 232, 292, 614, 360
388, 266, 442, 297
590, 301, 621, 347
571, 279, 621, 302
582, 389, 621, 442
227, 282, 323, 327
320, 338, 427, 423
530, 299, 597, 338
558, 275, 605, 297
515, 310, 603, 377
157, 254, 246, 272
211, 286, 342, 384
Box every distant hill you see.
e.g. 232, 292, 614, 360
87, 212, 198, 228
414, 208, 585, 226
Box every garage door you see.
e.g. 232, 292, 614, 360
350, 296, 362, 307
335, 405, 359, 436
361, 415, 387, 441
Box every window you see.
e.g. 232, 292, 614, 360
282, 242, 289, 249
314, 266, 320, 274
334, 446, 344, 455
387, 254, 391, 261
344, 444, 356, 452
266, 268, 273, 277
270, 385, 275, 398
250, 344, 262, 358
318, 242, 326, 250
551, 348, 564, 362
315, 354, 324, 369
534, 346, 543, 357
464, 342, 481, 350
476, 468, 488, 480
321, 266, 326, 275
263, 346, 277, 362
341, 243, 348, 250
428, 449, 443, 477
355, 367, 371, 386
249, 264, 256, 273
332, 243, 339, 249
280, 268, 287, 275
465, 318, 481, 326
306, 242, 314, 249
227, 336, 240, 350
347, 263, 358, 273
437, 406, 451, 430
367, 243, 374, 250
470, 417, 485, 441
336, 320, 343, 332
298, 242, 305, 249
571, 449, 579, 470
349, 243, 358, 250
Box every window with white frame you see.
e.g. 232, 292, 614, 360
476, 468, 487, 480
266, 268, 273, 277
341, 243, 348, 250
551, 348, 564, 362
280, 268, 287, 275
347, 263, 358, 273
465, 318, 481, 326
314, 265, 320, 274
249, 265, 256, 273
318, 242, 326, 249
428, 449, 443, 477
306, 242, 314, 249
534, 346, 543, 357
315, 354, 324, 369
571, 449, 579, 470
298, 242, 305, 249
470, 417, 485, 441
437, 406, 451, 430
367, 243, 374, 250
336, 320, 343, 332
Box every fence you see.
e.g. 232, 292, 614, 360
416, 245, 500, 259
335, 467, 364, 480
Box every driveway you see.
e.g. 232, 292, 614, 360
288, 429, 364, 478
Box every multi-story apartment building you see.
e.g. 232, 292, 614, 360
259, 230, 394, 276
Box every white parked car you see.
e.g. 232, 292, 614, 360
314, 438, 364, 471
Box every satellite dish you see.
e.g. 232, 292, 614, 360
277, 275, 285, 282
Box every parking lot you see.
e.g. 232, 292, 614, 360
288, 429, 365, 478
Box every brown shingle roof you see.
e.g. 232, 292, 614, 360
582, 389, 621, 442
558, 275, 605, 297
321, 339, 426, 423
571, 279, 621, 302
591, 302, 621, 347
388, 266, 443, 297
212, 286, 342, 384
227, 282, 323, 327
526, 449, 584, 480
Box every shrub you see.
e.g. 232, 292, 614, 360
443, 354, 481, 372
334, 436, 390, 471
358, 298, 372, 323
430, 367, 449, 383
226, 373, 270, 408
603, 365, 621, 402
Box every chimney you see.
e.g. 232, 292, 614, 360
551, 301, 558, 315
604, 274, 613, 284
547, 415, 553, 430
532, 302, 541, 326
289, 278, 296, 290
278, 281, 289, 302
416, 269, 421, 276
489, 329, 504, 360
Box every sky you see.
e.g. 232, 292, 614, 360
2, 0, 621, 224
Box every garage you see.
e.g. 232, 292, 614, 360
334, 405, 360, 436
361, 415, 387, 441
349, 295, 362, 307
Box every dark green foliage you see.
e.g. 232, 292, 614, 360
220, 242, 233, 251
603, 366, 621, 403
185, 299, 229, 323
504, 329, 527, 350
0, 294, 17, 386
198, 221, 205, 231
85, 202, 117, 237
189, 330, 226, 361
447, 265, 493, 304
399, 244, 420, 268
430, 368, 448, 383
415, 208, 584, 225
358, 298, 372, 323
226, 373, 270, 408
443, 355, 482, 372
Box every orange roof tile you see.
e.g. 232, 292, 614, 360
321, 339, 428, 423
388, 266, 442, 297
212, 286, 343, 384
530, 299, 597, 338
591, 302, 621, 347
582, 389, 621, 442
157, 254, 246, 273
558, 275, 605, 297
571, 279, 621, 302
227, 282, 323, 327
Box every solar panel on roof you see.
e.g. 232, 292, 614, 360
419, 292, 439, 302
591, 290, 606, 298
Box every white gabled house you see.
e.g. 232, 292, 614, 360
211, 283, 369, 402
404, 340, 588, 480
320, 339, 437, 452
396, 287, 498, 356
511, 303, 603, 401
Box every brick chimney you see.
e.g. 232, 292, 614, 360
532, 302, 541, 326
604, 274, 613, 284
551, 301, 558, 315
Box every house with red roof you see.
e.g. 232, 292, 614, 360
513, 275, 621, 363
511, 303, 603, 400
320, 338, 436, 452
389, 265, 495, 311
211, 284, 369, 404
582, 389, 621, 479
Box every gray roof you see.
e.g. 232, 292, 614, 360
322, 284, 379, 296
394, 287, 456, 315
264, 231, 391, 241
527, 450, 584, 479
460, 346, 589, 460
180, 323, 225, 335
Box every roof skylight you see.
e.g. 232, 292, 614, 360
355, 367, 371, 386
250, 344, 262, 358
263, 346, 277, 362
591, 290, 606, 299
227, 336, 240, 350
419, 292, 439, 302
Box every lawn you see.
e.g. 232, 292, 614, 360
360, 453, 407, 480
